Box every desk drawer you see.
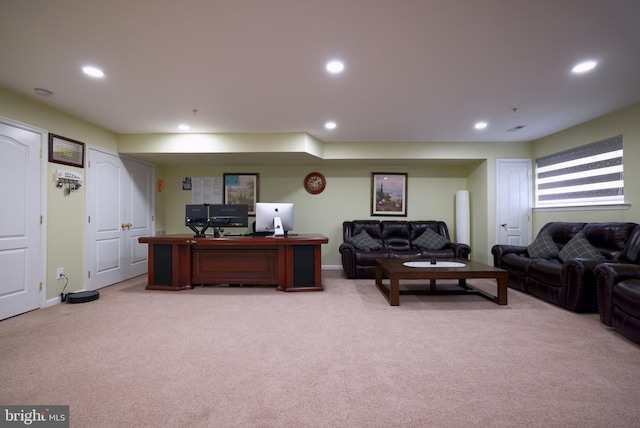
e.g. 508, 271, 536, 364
192, 249, 279, 284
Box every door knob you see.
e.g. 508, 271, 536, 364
501, 223, 507, 227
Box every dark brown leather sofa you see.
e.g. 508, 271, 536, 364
596, 263, 640, 346
339, 220, 471, 279
492, 222, 640, 312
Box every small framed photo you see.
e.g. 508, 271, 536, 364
371, 172, 408, 216
223, 173, 260, 215
48, 134, 85, 168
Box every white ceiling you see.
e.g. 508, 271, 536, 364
2, 0, 640, 145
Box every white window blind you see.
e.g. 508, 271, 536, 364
535, 135, 624, 207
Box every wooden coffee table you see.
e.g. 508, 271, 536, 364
375, 258, 508, 306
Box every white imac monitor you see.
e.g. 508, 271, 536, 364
255, 202, 294, 237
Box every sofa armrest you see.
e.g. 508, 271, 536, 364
596, 262, 640, 285
339, 241, 355, 252
491, 245, 527, 268
563, 258, 604, 312
338, 242, 357, 279
449, 242, 471, 259
595, 263, 640, 326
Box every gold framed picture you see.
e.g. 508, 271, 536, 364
371, 172, 407, 216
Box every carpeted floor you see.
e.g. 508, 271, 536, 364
1, 270, 639, 427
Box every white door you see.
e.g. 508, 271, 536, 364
86, 148, 153, 290
496, 159, 532, 246
0, 119, 45, 320
123, 158, 153, 278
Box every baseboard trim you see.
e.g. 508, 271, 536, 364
322, 265, 343, 270
43, 269, 344, 308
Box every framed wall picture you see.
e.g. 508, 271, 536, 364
371, 172, 407, 216
223, 173, 259, 215
48, 133, 85, 168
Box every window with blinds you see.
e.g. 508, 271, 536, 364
535, 135, 624, 208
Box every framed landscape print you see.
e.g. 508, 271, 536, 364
223, 173, 259, 215
48, 133, 85, 168
371, 172, 407, 216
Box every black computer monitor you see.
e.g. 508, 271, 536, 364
209, 204, 249, 227
185, 204, 211, 237
185, 204, 209, 227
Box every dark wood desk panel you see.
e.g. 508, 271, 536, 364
142, 237, 193, 291
138, 234, 328, 292
192, 247, 280, 285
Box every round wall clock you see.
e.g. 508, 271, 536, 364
304, 172, 326, 194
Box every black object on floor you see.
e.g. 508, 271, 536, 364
66, 290, 100, 304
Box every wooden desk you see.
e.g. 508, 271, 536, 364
138, 234, 329, 292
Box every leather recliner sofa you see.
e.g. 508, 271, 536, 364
492, 222, 640, 312
339, 220, 471, 279
595, 263, 640, 346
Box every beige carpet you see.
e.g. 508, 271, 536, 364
1, 270, 639, 427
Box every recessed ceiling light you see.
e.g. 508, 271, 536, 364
474, 121, 488, 130
34, 88, 53, 97
326, 60, 344, 74
178, 124, 190, 131
572, 60, 597, 74
82, 66, 105, 78
325, 121, 337, 130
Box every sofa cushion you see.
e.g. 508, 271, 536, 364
529, 258, 564, 284
412, 228, 450, 250
381, 221, 411, 251
501, 253, 533, 276
558, 231, 605, 262
349, 229, 382, 251
353, 249, 389, 266
527, 230, 559, 259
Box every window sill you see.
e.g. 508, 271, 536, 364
534, 204, 630, 212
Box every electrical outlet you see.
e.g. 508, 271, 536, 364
56, 268, 64, 279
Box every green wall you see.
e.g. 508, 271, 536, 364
0, 87, 117, 300
3, 84, 639, 302
158, 163, 470, 266
120, 133, 533, 265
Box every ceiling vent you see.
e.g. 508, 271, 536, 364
506, 125, 526, 132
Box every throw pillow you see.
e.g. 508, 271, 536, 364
558, 231, 605, 262
349, 230, 382, 251
527, 230, 559, 259
412, 228, 450, 250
